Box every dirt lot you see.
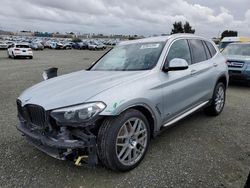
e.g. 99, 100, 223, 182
0, 49, 249, 188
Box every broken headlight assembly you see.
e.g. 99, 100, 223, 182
50, 102, 106, 124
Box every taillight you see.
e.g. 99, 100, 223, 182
14, 48, 20, 51
28, 48, 32, 51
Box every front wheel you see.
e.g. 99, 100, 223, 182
97, 109, 150, 171
205, 82, 226, 116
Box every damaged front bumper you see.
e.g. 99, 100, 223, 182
17, 121, 98, 165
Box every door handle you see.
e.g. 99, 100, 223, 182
213, 63, 218, 67
190, 69, 197, 75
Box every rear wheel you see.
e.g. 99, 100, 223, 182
205, 82, 226, 116
12, 52, 16, 59
97, 109, 150, 171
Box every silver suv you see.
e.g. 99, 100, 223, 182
16, 34, 228, 171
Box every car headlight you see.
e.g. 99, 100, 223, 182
51, 102, 106, 124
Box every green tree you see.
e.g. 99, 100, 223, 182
171, 21, 195, 34
183, 21, 195, 33
171, 21, 184, 34
220, 30, 238, 40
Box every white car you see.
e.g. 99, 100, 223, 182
88, 42, 106, 50
7, 43, 33, 59
0, 41, 8, 50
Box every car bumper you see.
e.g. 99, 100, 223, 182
229, 69, 250, 81
17, 121, 97, 164
14, 55, 33, 57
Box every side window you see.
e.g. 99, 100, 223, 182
202, 41, 212, 59
205, 41, 217, 57
166, 39, 191, 65
188, 39, 207, 64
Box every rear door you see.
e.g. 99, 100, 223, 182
187, 39, 217, 102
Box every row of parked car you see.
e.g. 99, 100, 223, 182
0, 40, 108, 51
0, 36, 121, 51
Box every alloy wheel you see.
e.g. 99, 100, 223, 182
215, 86, 225, 112
116, 118, 148, 166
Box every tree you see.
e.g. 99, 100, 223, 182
220, 30, 238, 40
171, 21, 184, 34
171, 21, 195, 34
183, 21, 195, 34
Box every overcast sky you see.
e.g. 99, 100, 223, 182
0, 0, 249, 38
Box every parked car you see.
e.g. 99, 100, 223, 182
6, 41, 15, 48
72, 42, 88, 50
62, 42, 73, 50
0, 41, 8, 50
43, 41, 52, 49
55, 42, 64, 49
16, 34, 228, 171
88, 41, 98, 50
96, 42, 106, 50
222, 42, 250, 82
7, 43, 33, 59
88, 41, 106, 50
49, 41, 57, 49
219, 36, 250, 51
30, 42, 44, 50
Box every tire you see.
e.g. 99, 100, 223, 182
205, 82, 226, 116
12, 52, 16, 59
97, 109, 150, 171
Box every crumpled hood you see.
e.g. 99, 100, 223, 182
18, 70, 148, 110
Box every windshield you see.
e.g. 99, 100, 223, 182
222, 44, 250, 56
90, 42, 165, 71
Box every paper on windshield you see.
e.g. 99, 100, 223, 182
140, 43, 160, 49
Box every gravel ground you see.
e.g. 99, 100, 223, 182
0, 49, 249, 188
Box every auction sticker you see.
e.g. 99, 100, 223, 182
140, 43, 160, 49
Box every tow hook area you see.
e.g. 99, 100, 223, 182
75, 155, 88, 166
73, 135, 98, 167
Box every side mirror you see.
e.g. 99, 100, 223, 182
43, 67, 58, 80
164, 58, 189, 72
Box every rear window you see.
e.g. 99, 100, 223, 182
16, 45, 29, 48
202, 41, 212, 59
205, 41, 217, 57
188, 39, 207, 64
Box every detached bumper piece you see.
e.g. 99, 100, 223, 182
16, 101, 98, 166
